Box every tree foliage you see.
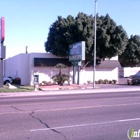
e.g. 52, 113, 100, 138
54, 63, 67, 75
119, 35, 140, 67
96, 14, 128, 60
45, 12, 128, 64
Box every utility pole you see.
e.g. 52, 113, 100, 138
93, 0, 97, 89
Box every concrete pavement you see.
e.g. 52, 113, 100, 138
1, 89, 140, 140
0, 84, 140, 97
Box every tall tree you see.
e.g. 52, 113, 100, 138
96, 14, 128, 60
45, 13, 128, 64
45, 13, 94, 61
119, 35, 140, 67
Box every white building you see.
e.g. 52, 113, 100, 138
4, 53, 120, 85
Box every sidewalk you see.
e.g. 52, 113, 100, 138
0, 84, 140, 97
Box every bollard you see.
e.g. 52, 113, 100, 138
33, 74, 39, 91
34, 84, 39, 91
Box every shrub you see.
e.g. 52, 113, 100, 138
52, 74, 69, 85
112, 80, 117, 84
109, 80, 112, 84
41, 81, 52, 86
42, 81, 47, 85
47, 81, 52, 85
87, 81, 91, 84
104, 79, 109, 84
98, 79, 104, 84
55, 63, 67, 75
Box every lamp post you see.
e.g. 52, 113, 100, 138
93, 0, 97, 89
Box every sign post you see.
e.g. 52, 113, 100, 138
69, 41, 85, 85
72, 64, 76, 84
0, 17, 5, 88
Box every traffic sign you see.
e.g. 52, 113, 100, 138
0, 17, 5, 43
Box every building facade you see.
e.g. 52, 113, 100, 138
4, 53, 120, 85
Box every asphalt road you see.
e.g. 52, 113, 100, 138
0, 91, 140, 140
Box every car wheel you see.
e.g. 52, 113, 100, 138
132, 81, 136, 85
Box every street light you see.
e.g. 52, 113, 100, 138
93, 0, 97, 89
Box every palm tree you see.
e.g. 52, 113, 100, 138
55, 63, 67, 75
52, 63, 69, 85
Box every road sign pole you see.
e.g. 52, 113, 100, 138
0, 17, 5, 88
72, 65, 76, 84
0, 43, 3, 88
77, 65, 80, 85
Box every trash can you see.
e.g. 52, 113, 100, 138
14, 77, 21, 85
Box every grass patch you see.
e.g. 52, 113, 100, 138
0, 86, 34, 93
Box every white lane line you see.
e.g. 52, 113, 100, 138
30, 117, 140, 132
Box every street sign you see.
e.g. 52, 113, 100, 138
69, 41, 85, 62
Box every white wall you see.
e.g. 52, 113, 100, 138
119, 67, 140, 77
105, 56, 118, 60
74, 67, 118, 84
28, 53, 63, 85
20, 54, 30, 84
4, 53, 29, 85
28, 67, 118, 85
4, 54, 22, 78
4, 53, 119, 85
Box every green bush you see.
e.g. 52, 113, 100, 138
42, 81, 47, 85
87, 81, 91, 84
52, 74, 69, 85
41, 81, 52, 85
98, 79, 104, 84
112, 80, 117, 84
104, 79, 109, 84
109, 80, 112, 84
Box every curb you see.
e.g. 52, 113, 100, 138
41, 88, 140, 94
0, 87, 140, 97
39, 86, 96, 91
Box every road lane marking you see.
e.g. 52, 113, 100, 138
1, 102, 140, 115
30, 117, 140, 132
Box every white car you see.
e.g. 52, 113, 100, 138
3, 77, 13, 85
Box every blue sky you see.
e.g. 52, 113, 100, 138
0, 0, 140, 58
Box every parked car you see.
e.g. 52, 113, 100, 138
3, 77, 13, 85
127, 75, 140, 85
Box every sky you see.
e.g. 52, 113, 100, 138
0, 0, 140, 58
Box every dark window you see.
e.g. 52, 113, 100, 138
34, 58, 71, 67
